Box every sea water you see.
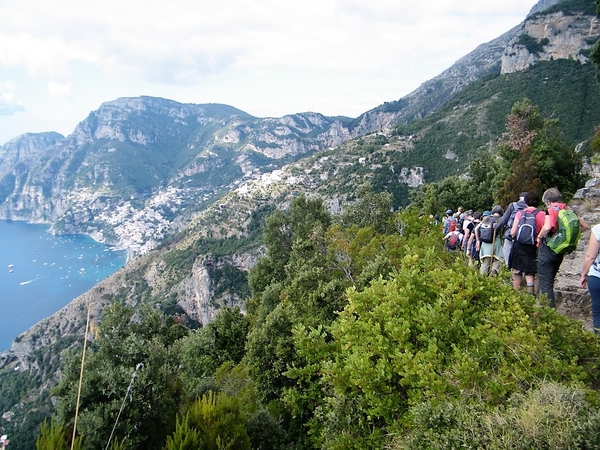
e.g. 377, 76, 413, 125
0, 220, 126, 350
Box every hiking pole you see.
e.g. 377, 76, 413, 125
489, 228, 497, 276
72, 300, 92, 450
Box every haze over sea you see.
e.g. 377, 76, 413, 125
0, 220, 126, 350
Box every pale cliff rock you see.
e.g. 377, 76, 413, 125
176, 257, 214, 324
0, 132, 64, 177
399, 167, 424, 188
501, 12, 600, 74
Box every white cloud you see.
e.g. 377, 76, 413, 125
0, 89, 25, 116
48, 81, 72, 98
0, 0, 537, 83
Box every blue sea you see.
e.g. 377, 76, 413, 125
0, 220, 126, 350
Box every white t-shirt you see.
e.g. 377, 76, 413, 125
588, 224, 600, 278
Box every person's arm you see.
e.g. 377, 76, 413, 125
536, 213, 553, 244
580, 231, 600, 286
467, 227, 476, 248
474, 224, 481, 250
462, 227, 471, 249
510, 211, 522, 238
495, 204, 513, 229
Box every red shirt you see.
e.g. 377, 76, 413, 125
546, 203, 567, 234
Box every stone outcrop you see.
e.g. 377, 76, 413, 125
555, 177, 600, 332
501, 12, 600, 74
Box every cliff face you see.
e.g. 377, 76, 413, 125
501, 12, 600, 74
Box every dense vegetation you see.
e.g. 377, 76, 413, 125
31, 194, 600, 450
411, 97, 586, 214
3, 95, 600, 447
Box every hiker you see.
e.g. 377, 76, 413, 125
476, 206, 504, 276
495, 192, 527, 266
461, 210, 474, 252
444, 228, 463, 252
442, 210, 456, 234
536, 188, 589, 306
579, 222, 600, 333
508, 191, 545, 294
465, 211, 481, 266
457, 206, 465, 229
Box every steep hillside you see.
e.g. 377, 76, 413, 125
393, 58, 600, 182
2, 0, 599, 377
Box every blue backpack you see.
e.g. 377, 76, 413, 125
516, 209, 539, 245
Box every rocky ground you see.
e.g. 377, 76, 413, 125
555, 177, 600, 332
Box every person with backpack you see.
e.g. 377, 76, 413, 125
476, 205, 504, 276
461, 210, 474, 250
508, 191, 545, 294
536, 188, 589, 306
579, 222, 600, 333
495, 192, 527, 266
443, 228, 462, 252
465, 211, 481, 266
442, 210, 455, 234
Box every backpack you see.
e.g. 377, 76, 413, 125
507, 202, 526, 229
547, 207, 581, 255
515, 209, 539, 245
448, 217, 457, 232
446, 233, 460, 250
479, 217, 496, 243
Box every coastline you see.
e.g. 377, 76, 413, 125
0, 219, 128, 351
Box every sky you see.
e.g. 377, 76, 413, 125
0, 0, 540, 145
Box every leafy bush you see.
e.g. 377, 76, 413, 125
290, 243, 600, 449
165, 391, 251, 450
393, 382, 600, 449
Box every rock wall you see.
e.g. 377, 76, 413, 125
501, 12, 600, 74
555, 177, 600, 331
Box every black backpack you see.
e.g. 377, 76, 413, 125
479, 217, 497, 243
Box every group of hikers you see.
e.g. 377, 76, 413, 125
440, 187, 600, 333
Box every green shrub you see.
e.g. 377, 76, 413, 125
295, 247, 600, 449
393, 382, 600, 449
166, 391, 251, 450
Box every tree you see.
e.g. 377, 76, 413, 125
179, 307, 249, 397
36, 419, 81, 450
165, 391, 251, 450
495, 98, 583, 206
54, 304, 187, 450
339, 183, 395, 234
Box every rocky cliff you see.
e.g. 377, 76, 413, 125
501, 12, 600, 74
0, 98, 363, 254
